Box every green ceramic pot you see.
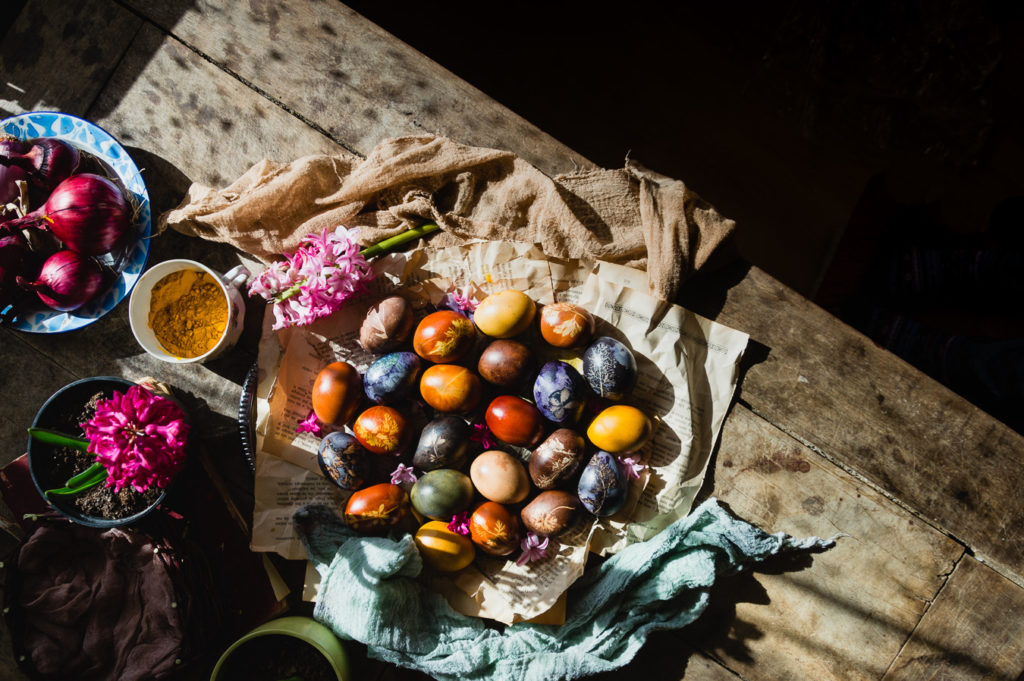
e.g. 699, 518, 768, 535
210, 616, 349, 681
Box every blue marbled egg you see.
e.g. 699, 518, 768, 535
533, 360, 587, 425
364, 351, 422, 403
577, 451, 628, 517
582, 336, 638, 400
317, 432, 367, 490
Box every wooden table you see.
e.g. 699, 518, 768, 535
2, 2, 1023, 680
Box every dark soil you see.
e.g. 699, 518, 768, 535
36, 391, 161, 519
216, 634, 338, 681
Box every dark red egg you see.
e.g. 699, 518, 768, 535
485, 395, 545, 447
311, 361, 363, 426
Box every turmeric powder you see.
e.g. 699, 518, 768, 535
148, 269, 228, 358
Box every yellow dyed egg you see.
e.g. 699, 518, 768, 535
586, 405, 653, 454
473, 289, 536, 338
414, 520, 475, 571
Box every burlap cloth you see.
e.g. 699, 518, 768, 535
160, 135, 736, 300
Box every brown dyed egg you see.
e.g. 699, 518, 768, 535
539, 303, 596, 348
415, 521, 475, 571
359, 295, 414, 354
586, 405, 653, 454
311, 361, 363, 426
469, 501, 522, 556
521, 490, 583, 536
485, 395, 545, 448
477, 339, 534, 388
353, 405, 409, 455
529, 428, 587, 490
420, 364, 482, 413
470, 449, 530, 504
344, 483, 409, 534
473, 289, 536, 338
413, 310, 476, 363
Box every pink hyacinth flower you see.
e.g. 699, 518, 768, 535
619, 456, 646, 480
447, 511, 471, 536
516, 532, 550, 566
390, 463, 418, 485
469, 421, 495, 450
296, 409, 322, 435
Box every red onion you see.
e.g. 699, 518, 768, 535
0, 232, 36, 307
0, 173, 132, 255
0, 138, 80, 192
17, 249, 105, 311
0, 162, 28, 205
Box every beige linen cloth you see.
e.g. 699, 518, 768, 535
159, 135, 736, 300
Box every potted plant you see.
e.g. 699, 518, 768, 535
210, 616, 349, 681
26, 376, 190, 527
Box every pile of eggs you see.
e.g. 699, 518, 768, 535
312, 289, 653, 572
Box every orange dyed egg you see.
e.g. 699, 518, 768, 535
469, 501, 522, 556
539, 302, 596, 348
420, 364, 482, 413
413, 310, 476, 363
353, 405, 409, 455
473, 289, 536, 338
415, 521, 475, 571
344, 483, 409, 534
311, 361, 363, 426
485, 395, 545, 447
586, 405, 653, 454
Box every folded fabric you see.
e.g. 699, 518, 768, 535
294, 498, 835, 681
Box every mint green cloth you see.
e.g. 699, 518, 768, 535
294, 498, 834, 681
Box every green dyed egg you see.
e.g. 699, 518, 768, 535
410, 469, 475, 521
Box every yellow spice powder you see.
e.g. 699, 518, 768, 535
148, 269, 228, 358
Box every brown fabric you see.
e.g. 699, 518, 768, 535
160, 136, 737, 301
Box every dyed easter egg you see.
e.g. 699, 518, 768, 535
586, 405, 653, 454
528, 428, 587, 490
473, 289, 536, 338
353, 405, 409, 455
484, 395, 545, 448
344, 483, 409, 533
539, 302, 595, 348
577, 451, 628, 517
316, 431, 367, 491
411, 469, 475, 521
415, 521, 475, 572
533, 360, 587, 425
477, 339, 534, 388
364, 351, 422, 404
311, 361, 363, 426
469, 501, 522, 556
413, 310, 476, 363
582, 336, 638, 400
359, 295, 414, 354
413, 416, 471, 471
521, 490, 582, 536
420, 364, 482, 413
470, 449, 530, 504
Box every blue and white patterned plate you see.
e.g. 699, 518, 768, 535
1, 111, 151, 333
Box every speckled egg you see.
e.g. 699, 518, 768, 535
477, 339, 534, 388
485, 395, 546, 448
539, 302, 595, 348
413, 416, 471, 471
521, 490, 583, 536
533, 360, 588, 425
311, 361, 363, 426
577, 451, 628, 517
353, 405, 409, 455
364, 352, 422, 404
413, 310, 476, 363
359, 295, 414, 354
420, 364, 482, 413
586, 405, 653, 454
528, 428, 587, 490
469, 501, 522, 556
473, 289, 536, 338
415, 521, 476, 572
582, 336, 638, 400
470, 449, 531, 504
411, 469, 475, 521
344, 483, 410, 533
316, 432, 367, 490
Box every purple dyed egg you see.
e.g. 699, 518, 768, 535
577, 451, 628, 517
364, 351, 422, 404
533, 360, 587, 425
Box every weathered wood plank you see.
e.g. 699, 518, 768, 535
883, 555, 1024, 681
679, 264, 1024, 587
0, 0, 140, 117
122, 0, 593, 176
687, 404, 963, 681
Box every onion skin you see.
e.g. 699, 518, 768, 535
0, 162, 28, 205
0, 232, 36, 308
17, 249, 105, 311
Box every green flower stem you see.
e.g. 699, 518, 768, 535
27, 427, 89, 451
45, 462, 107, 497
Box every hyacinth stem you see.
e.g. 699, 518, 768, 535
273, 222, 441, 304
28, 427, 89, 451
44, 462, 107, 497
